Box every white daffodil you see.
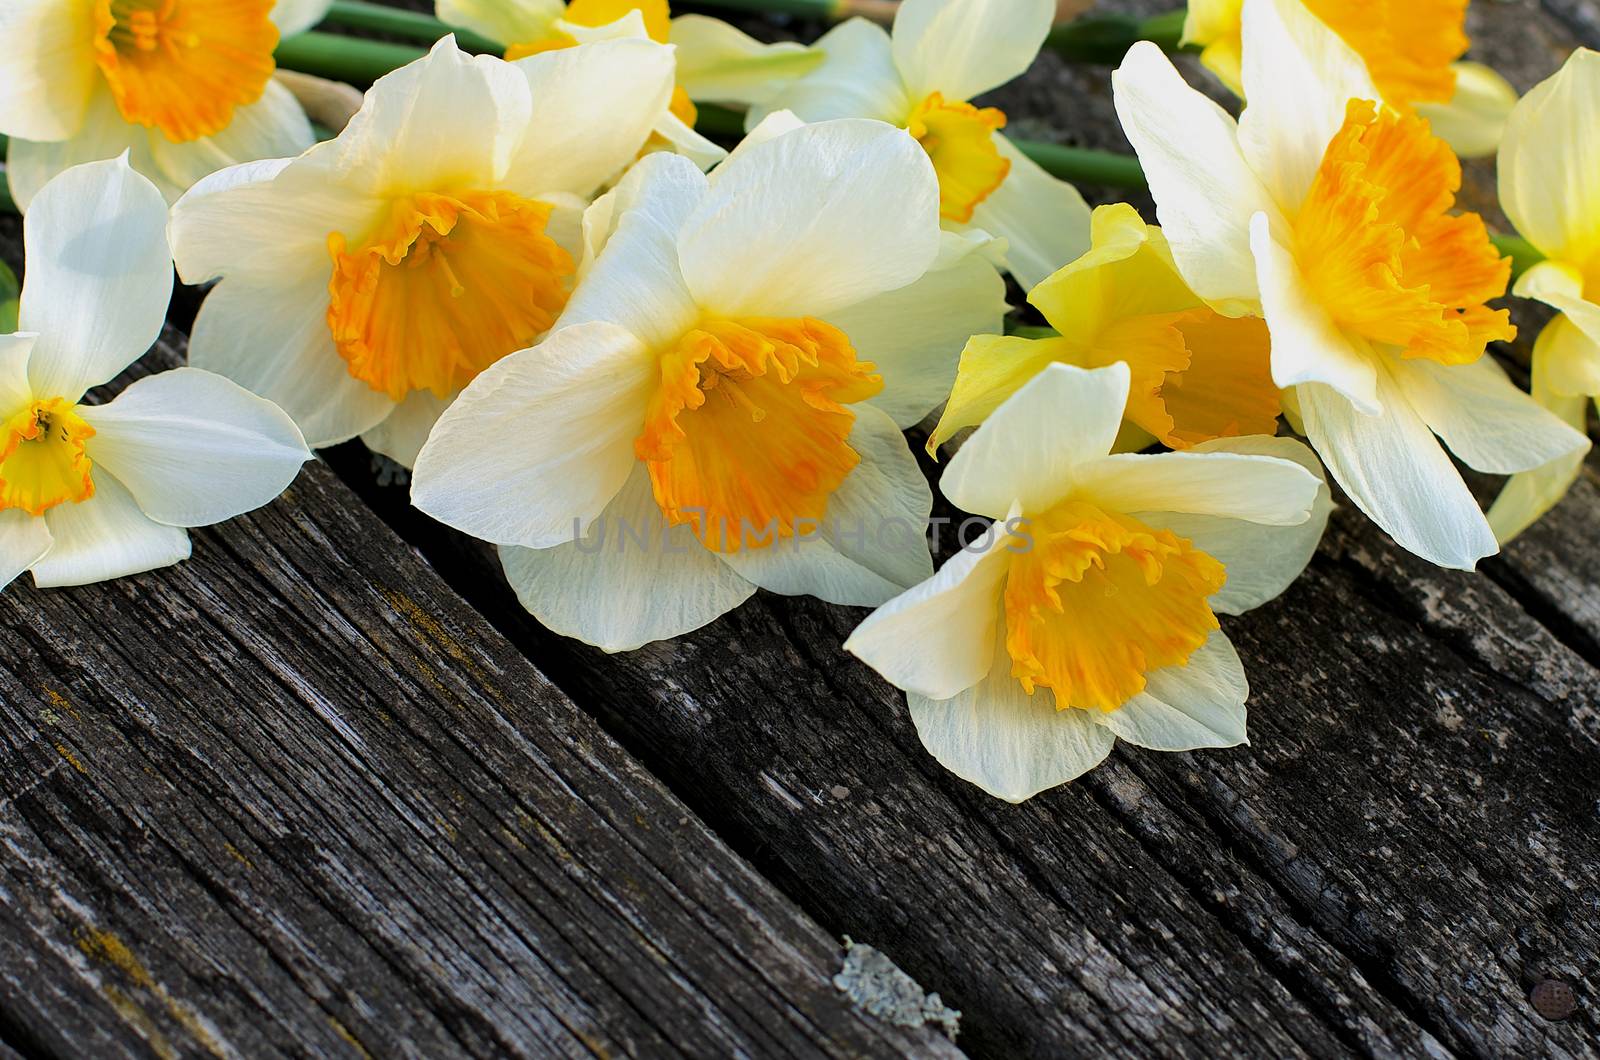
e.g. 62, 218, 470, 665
0, 0, 333, 208
745, 0, 1091, 291
435, 0, 820, 121
0, 158, 309, 589
845, 362, 1330, 803
1113, 0, 1588, 571
1181, 0, 1518, 158
170, 36, 712, 466
1486, 48, 1600, 541
410, 119, 1008, 652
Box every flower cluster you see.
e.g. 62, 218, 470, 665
1, 0, 1590, 801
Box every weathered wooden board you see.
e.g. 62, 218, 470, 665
0, 312, 955, 1058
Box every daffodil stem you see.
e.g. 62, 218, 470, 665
1046, 9, 1189, 62
275, 31, 427, 84
1491, 234, 1544, 275
320, 0, 500, 53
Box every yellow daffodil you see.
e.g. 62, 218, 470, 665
0, 0, 333, 207
435, 0, 819, 133
0, 158, 309, 589
1113, 0, 1587, 570
745, 0, 1092, 290
169, 37, 712, 465
1181, 0, 1517, 158
410, 119, 1007, 651
845, 362, 1330, 802
931, 202, 1279, 454
1485, 48, 1600, 541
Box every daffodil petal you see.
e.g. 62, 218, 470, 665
1487, 320, 1592, 544
1498, 47, 1600, 265
679, 119, 940, 319
145, 79, 315, 196
1093, 632, 1248, 750
499, 464, 757, 653
1416, 61, 1518, 160
436, 0, 562, 48
272, 0, 335, 37
80, 367, 309, 527
907, 626, 1115, 803
669, 14, 821, 106
0, 0, 99, 142
0, 508, 54, 592
362, 389, 453, 470
1537, 313, 1600, 398
1513, 261, 1600, 349
746, 18, 908, 127
1112, 43, 1278, 316
20, 158, 172, 402
1072, 449, 1321, 527
32, 471, 191, 588
967, 135, 1093, 293
890, 0, 1052, 103
412, 321, 655, 549
1298, 371, 1498, 570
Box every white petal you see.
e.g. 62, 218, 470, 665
1488, 319, 1592, 544
560, 151, 707, 352
1389, 355, 1589, 475
32, 471, 191, 587
1135, 435, 1331, 616
1512, 261, 1600, 349
828, 233, 1008, 429
411, 322, 655, 548
890, 0, 1052, 103
1417, 62, 1517, 160
1536, 311, 1600, 399
679, 119, 940, 319
967, 135, 1093, 293
1073, 449, 1321, 526
1236, 0, 1376, 211
505, 38, 676, 198
188, 273, 394, 447
844, 514, 1015, 700
1298, 368, 1497, 570
746, 18, 909, 126
145, 79, 315, 197
669, 14, 821, 106
648, 111, 728, 172
0, 508, 53, 592
436, 0, 562, 47
499, 464, 756, 652
941, 361, 1130, 521
1250, 211, 1380, 412
330, 38, 531, 193
272, 0, 333, 36
362, 389, 453, 469
1112, 43, 1279, 316
715, 404, 933, 606
713, 110, 807, 178
169, 150, 375, 288
79, 368, 309, 527
1498, 48, 1600, 264
0, 0, 99, 142
20, 157, 173, 401
0, 332, 38, 414
5, 90, 153, 211
908, 627, 1115, 803
1095, 632, 1248, 750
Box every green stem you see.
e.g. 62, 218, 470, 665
322, 0, 500, 52
274, 30, 426, 84
1491, 233, 1544, 276
1047, 9, 1189, 63
680, 0, 841, 17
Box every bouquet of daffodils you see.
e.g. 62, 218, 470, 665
0, 0, 1591, 801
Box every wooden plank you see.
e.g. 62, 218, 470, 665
0, 313, 955, 1057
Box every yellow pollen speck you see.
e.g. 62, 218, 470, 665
326, 190, 574, 401
635, 317, 882, 552
0, 398, 97, 516
1293, 98, 1514, 365
1004, 501, 1224, 712
906, 92, 1010, 223
93, 0, 279, 142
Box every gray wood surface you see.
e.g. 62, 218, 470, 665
2, 0, 1598, 1056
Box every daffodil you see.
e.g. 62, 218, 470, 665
170, 36, 707, 466
744, 0, 1091, 291
0, 158, 309, 589
1485, 48, 1600, 541
0, 0, 333, 208
435, 0, 819, 132
410, 119, 1007, 651
1181, 0, 1517, 158
845, 362, 1330, 802
1113, 0, 1588, 570
931, 202, 1279, 455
